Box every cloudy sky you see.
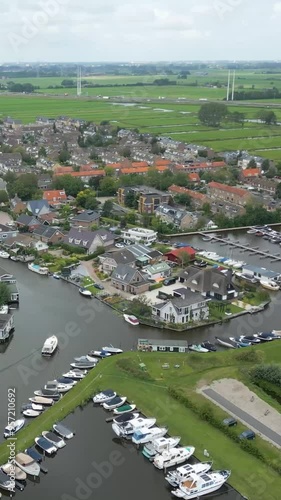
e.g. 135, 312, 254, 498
2, 0, 281, 62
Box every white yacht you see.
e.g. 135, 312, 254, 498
166, 461, 213, 488
132, 426, 167, 445
41, 335, 58, 356
101, 345, 123, 354
153, 446, 195, 470
4, 418, 25, 438
28, 262, 49, 275
172, 469, 231, 498
112, 417, 156, 437
93, 390, 117, 404
142, 436, 181, 459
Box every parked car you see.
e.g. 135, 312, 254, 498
163, 277, 177, 286
223, 417, 237, 427
115, 243, 125, 248
94, 283, 104, 290
239, 430, 255, 440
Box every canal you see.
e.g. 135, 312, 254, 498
0, 238, 279, 499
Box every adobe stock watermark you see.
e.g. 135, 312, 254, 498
8, 0, 70, 53
213, 0, 244, 20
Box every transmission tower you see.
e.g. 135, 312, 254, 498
77, 67, 82, 96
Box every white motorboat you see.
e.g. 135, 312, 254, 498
22, 409, 41, 418
0, 305, 8, 314
42, 431, 66, 449
4, 418, 25, 438
142, 436, 181, 459
101, 345, 123, 354
0, 251, 10, 259
132, 426, 168, 445
29, 396, 54, 406
260, 280, 280, 291
21, 403, 44, 412
93, 390, 117, 404
188, 345, 209, 353
15, 453, 40, 477
112, 417, 156, 437
88, 350, 111, 358
113, 404, 136, 415
172, 469, 231, 499
34, 390, 60, 401
35, 436, 57, 455
0, 471, 16, 491
79, 288, 92, 297
74, 355, 99, 363
166, 461, 213, 488
28, 262, 49, 275
1, 463, 27, 481
41, 335, 58, 356
123, 314, 139, 326
53, 423, 75, 439
153, 446, 195, 470
70, 361, 96, 370
62, 369, 87, 380
103, 396, 127, 410
215, 337, 236, 349
44, 381, 72, 394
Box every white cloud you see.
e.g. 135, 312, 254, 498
273, 1, 281, 12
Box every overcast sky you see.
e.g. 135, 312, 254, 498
2, 0, 281, 62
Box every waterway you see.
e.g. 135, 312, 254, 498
0, 241, 279, 499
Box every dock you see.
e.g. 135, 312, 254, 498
198, 233, 281, 262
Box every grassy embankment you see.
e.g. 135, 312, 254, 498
0, 344, 280, 498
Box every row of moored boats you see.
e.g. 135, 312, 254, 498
93, 389, 231, 499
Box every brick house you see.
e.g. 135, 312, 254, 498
169, 185, 210, 209
207, 182, 253, 206
16, 214, 41, 232
10, 196, 27, 215
239, 168, 261, 182
70, 210, 100, 228
33, 225, 65, 244
111, 264, 150, 295
118, 186, 171, 214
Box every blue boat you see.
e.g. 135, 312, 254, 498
229, 337, 251, 348
35, 436, 57, 455
25, 447, 48, 473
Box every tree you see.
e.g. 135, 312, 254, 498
99, 177, 118, 196
198, 102, 228, 127
265, 165, 277, 179
121, 146, 131, 158
258, 110, 277, 125
124, 191, 137, 208
102, 200, 113, 217
53, 175, 84, 197
88, 176, 101, 190
262, 159, 270, 172
0, 282, 10, 307
14, 173, 40, 201
177, 250, 191, 268
125, 211, 137, 224
174, 193, 191, 207
76, 189, 98, 210
202, 202, 211, 216
85, 193, 99, 210
58, 141, 71, 164
0, 190, 9, 203
89, 148, 99, 161
228, 111, 245, 126
248, 159, 257, 168
38, 146, 47, 157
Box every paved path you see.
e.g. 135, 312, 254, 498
202, 388, 281, 448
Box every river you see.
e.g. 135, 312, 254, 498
0, 239, 278, 499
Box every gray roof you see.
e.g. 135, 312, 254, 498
108, 249, 136, 265
33, 225, 63, 239
127, 244, 162, 260
138, 338, 188, 347
112, 264, 140, 284
242, 265, 280, 279
71, 210, 100, 223
17, 214, 38, 226
154, 288, 208, 311
64, 228, 113, 249
27, 199, 50, 215
179, 266, 232, 295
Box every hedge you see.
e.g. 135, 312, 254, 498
149, 282, 163, 291
168, 387, 281, 475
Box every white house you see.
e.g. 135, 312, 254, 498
152, 290, 209, 325
144, 262, 171, 280
121, 227, 157, 246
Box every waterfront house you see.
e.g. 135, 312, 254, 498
70, 210, 100, 228
0, 314, 14, 342
0, 268, 19, 303
242, 265, 280, 282
179, 266, 238, 301
111, 264, 150, 295
26, 200, 50, 217
155, 204, 198, 230
16, 214, 41, 232
10, 196, 27, 215
0, 224, 18, 242
99, 248, 136, 274
165, 247, 196, 264
144, 262, 171, 280
33, 225, 64, 244
64, 228, 114, 254
152, 290, 209, 325
137, 338, 188, 353
121, 227, 157, 246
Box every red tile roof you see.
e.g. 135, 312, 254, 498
165, 247, 196, 258
120, 167, 148, 175
54, 170, 105, 178
241, 168, 261, 178
208, 181, 250, 198
169, 185, 207, 201
132, 161, 149, 168
43, 190, 67, 202
188, 173, 200, 182
54, 166, 73, 174
154, 158, 171, 166
80, 163, 96, 171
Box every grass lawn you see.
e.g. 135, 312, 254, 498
81, 276, 98, 295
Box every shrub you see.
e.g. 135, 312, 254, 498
149, 282, 163, 291
234, 349, 264, 364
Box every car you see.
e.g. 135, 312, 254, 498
93, 283, 104, 290
239, 430, 255, 440
115, 243, 125, 248
223, 417, 237, 427
163, 277, 177, 286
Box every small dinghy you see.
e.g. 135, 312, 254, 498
93, 389, 117, 404
25, 448, 48, 473
188, 344, 209, 353
42, 431, 66, 449
240, 335, 260, 345
1, 463, 27, 481
29, 396, 54, 406
113, 412, 139, 425
166, 461, 213, 488
70, 361, 96, 370
88, 350, 111, 358
113, 404, 136, 414
53, 423, 75, 439
201, 341, 217, 352
23, 409, 41, 418
79, 287, 92, 297
229, 337, 251, 348
4, 418, 25, 438
62, 369, 86, 380
103, 396, 127, 410
15, 453, 40, 477
35, 436, 57, 455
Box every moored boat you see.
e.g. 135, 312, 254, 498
1, 462, 27, 481
24, 447, 48, 474
165, 461, 213, 488
132, 426, 168, 445
15, 453, 40, 477
123, 314, 139, 326
4, 418, 25, 438
23, 409, 41, 418
74, 355, 98, 363
62, 369, 86, 380
215, 337, 236, 349
154, 446, 195, 470
239, 335, 260, 345
112, 417, 156, 437
70, 361, 96, 370
28, 262, 49, 275
41, 335, 58, 356
42, 431, 66, 449
101, 345, 123, 354
0, 305, 9, 314
201, 341, 217, 352
34, 389, 61, 401
79, 288, 92, 297
256, 332, 275, 341
35, 436, 57, 455
93, 389, 116, 404
142, 436, 181, 460
260, 280, 280, 291
112, 412, 139, 425
188, 344, 209, 353
21, 403, 44, 412
0, 471, 15, 491
172, 469, 231, 498
229, 337, 251, 348
103, 396, 127, 410
29, 396, 54, 406
0, 251, 10, 259
53, 423, 75, 439
113, 404, 136, 414
88, 350, 111, 358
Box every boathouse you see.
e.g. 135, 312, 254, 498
242, 265, 280, 282
137, 338, 188, 353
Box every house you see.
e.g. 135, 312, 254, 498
10, 196, 27, 215
240, 168, 261, 181
0, 153, 22, 172
70, 210, 100, 228
4, 233, 48, 254
0, 224, 18, 242
111, 264, 150, 295
179, 266, 238, 301
169, 185, 209, 209
43, 190, 67, 206
155, 204, 197, 230
188, 173, 200, 183
99, 248, 136, 274
137, 338, 188, 353
0, 268, 19, 303
26, 200, 50, 217
242, 265, 280, 282
152, 290, 209, 325
144, 262, 171, 280
37, 175, 52, 190
118, 186, 171, 214
33, 225, 64, 244
38, 212, 60, 225
121, 227, 157, 246
16, 214, 41, 231
246, 177, 277, 195
0, 314, 15, 342
165, 247, 196, 264
207, 182, 253, 207
64, 228, 114, 254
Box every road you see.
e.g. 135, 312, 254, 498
203, 388, 281, 448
